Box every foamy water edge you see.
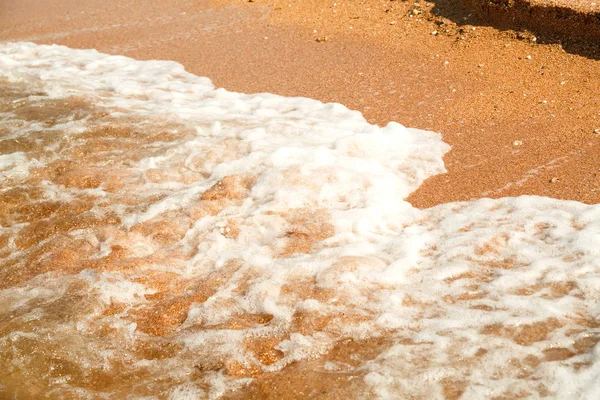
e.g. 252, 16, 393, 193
1, 42, 600, 399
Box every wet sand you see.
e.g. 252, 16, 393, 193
2, 2, 600, 398
1, 0, 599, 208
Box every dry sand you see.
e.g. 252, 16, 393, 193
1, 0, 599, 208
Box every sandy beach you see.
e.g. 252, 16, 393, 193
1, 0, 600, 398
2, 0, 599, 208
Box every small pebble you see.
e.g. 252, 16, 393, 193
513, 140, 523, 146
431, 30, 438, 35
525, 55, 532, 60
549, 177, 559, 183
594, 128, 600, 135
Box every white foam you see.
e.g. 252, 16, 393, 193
1, 42, 600, 399
0, 152, 43, 180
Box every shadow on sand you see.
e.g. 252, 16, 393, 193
428, 0, 600, 60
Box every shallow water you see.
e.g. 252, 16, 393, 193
1, 42, 600, 399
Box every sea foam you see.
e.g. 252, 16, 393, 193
0, 42, 599, 399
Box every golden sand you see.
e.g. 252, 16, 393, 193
1, 1, 599, 398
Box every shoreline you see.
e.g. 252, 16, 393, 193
1, 0, 599, 208
2, 5, 600, 397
